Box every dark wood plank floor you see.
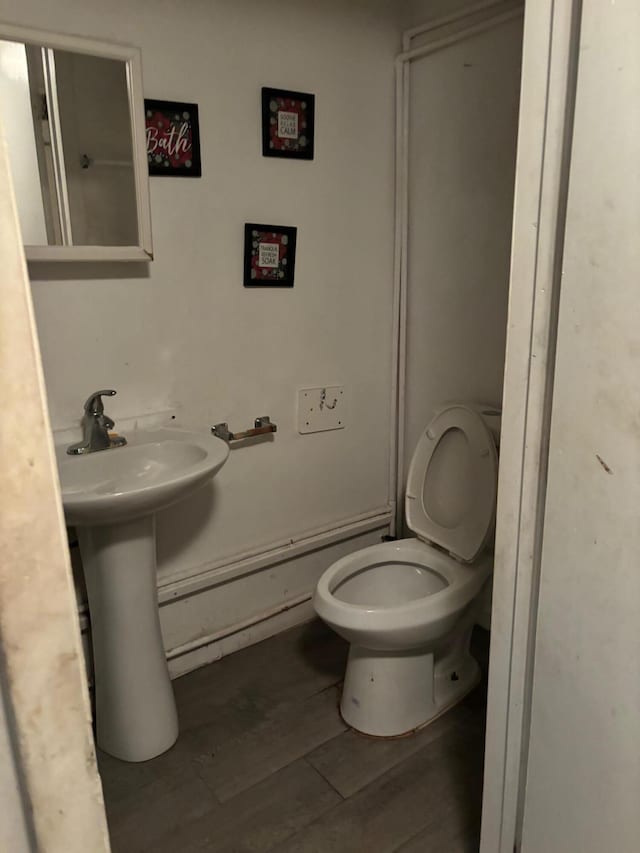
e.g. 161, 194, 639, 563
98, 621, 488, 853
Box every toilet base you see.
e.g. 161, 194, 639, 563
340, 630, 480, 737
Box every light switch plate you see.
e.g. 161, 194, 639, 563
298, 386, 346, 433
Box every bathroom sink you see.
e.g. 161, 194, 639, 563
55, 426, 229, 762
56, 427, 229, 526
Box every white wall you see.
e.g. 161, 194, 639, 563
402, 15, 521, 486
2, 0, 522, 675
521, 2, 640, 851
0, 0, 398, 665
400, 0, 476, 31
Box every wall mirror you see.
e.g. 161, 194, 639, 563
0, 23, 152, 261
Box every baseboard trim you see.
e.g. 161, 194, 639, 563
167, 591, 312, 661
161, 509, 392, 677
157, 506, 393, 605
167, 597, 317, 678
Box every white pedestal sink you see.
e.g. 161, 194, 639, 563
56, 428, 229, 762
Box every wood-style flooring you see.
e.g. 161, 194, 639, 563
98, 620, 489, 853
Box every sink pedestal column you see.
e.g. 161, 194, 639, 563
79, 515, 178, 762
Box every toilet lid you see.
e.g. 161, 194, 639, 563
405, 405, 498, 563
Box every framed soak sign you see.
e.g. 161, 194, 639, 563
144, 99, 201, 176
261, 87, 315, 160
244, 223, 297, 287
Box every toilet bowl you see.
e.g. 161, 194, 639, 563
313, 403, 500, 737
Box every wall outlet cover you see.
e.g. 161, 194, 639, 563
298, 386, 345, 434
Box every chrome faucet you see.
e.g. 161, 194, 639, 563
66, 390, 127, 455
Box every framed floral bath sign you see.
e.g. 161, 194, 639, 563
261, 87, 315, 160
244, 223, 297, 287
144, 99, 202, 176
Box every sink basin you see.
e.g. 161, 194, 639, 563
56, 426, 229, 762
56, 427, 229, 525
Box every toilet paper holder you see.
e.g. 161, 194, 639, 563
212, 416, 277, 444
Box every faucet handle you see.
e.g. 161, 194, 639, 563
84, 389, 116, 415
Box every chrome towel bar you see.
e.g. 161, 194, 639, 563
212, 416, 277, 444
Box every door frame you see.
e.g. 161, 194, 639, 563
392, 4, 579, 848
479, 1, 582, 851
0, 121, 110, 850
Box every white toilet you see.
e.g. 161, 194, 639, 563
314, 403, 500, 737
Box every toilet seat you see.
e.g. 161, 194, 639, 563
314, 538, 492, 650
314, 404, 499, 642
406, 405, 498, 562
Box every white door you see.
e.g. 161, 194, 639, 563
0, 113, 111, 850
519, 2, 640, 850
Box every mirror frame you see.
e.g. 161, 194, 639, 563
0, 22, 153, 262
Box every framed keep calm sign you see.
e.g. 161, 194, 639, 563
261, 88, 315, 160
